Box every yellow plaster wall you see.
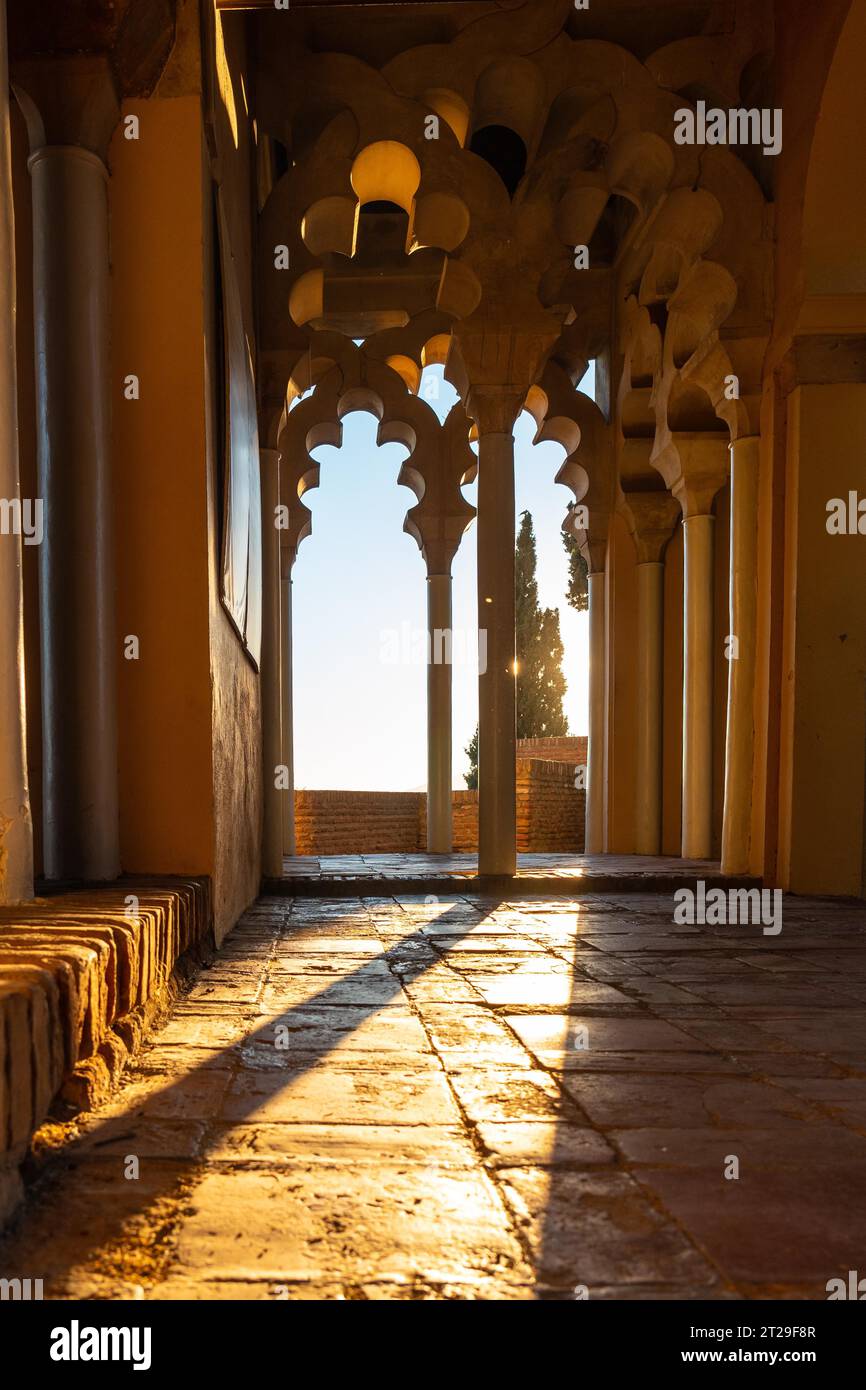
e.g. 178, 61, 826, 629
757, 0, 866, 893
778, 384, 866, 896
109, 3, 263, 939
109, 96, 216, 877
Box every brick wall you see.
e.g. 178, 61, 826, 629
297, 760, 585, 856
295, 789, 423, 855
419, 790, 479, 851
451, 790, 480, 851
517, 758, 585, 852
517, 735, 587, 765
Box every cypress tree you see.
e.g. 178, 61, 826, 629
465, 510, 568, 786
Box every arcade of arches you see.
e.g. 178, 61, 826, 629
1, 0, 866, 1299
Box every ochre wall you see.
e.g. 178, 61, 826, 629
771, 0, 861, 364
9, 0, 261, 932
757, 0, 866, 894
109, 95, 215, 879
108, 4, 261, 939
777, 384, 866, 896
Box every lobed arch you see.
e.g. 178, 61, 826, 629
526, 360, 616, 575
255, 16, 772, 486
276, 344, 476, 573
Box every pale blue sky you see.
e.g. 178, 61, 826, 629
292, 363, 594, 790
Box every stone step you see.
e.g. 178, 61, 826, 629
0, 877, 211, 1228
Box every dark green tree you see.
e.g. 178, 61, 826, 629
464, 727, 478, 791
516, 510, 568, 738
562, 513, 589, 613
465, 510, 568, 786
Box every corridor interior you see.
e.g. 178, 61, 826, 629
2, 0, 866, 1306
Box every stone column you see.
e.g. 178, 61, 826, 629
621, 490, 681, 856
634, 561, 664, 854
279, 555, 296, 857
0, 0, 33, 902
474, 409, 518, 875
395, 401, 475, 858
260, 449, 283, 877
585, 567, 606, 854
454, 325, 556, 876
680, 506, 716, 861
721, 436, 760, 874
14, 57, 120, 881
652, 436, 728, 863
427, 571, 452, 853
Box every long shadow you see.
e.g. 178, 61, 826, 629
0, 895, 503, 1294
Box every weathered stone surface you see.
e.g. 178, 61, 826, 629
172, 1167, 528, 1286
2, 889, 866, 1301
498, 1167, 721, 1292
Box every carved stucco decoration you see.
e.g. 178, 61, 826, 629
253, 0, 773, 554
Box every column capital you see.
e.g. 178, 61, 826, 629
653, 432, 730, 518
12, 53, 119, 162
447, 325, 558, 435
619, 488, 682, 564
570, 516, 608, 577
464, 385, 525, 436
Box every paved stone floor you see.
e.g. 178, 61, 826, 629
280, 852, 723, 881
3, 889, 866, 1300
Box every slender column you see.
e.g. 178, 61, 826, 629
427, 572, 453, 853
457, 329, 554, 875
0, 0, 33, 901
280, 562, 296, 857
620, 489, 680, 857
260, 449, 283, 877
14, 58, 120, 880
476, 427, 516, 874
635, 561, 665, 854
681, 511, 716, 860
722, 435, 760, 873
396, 401, 473, 857
585, 569, 606, 854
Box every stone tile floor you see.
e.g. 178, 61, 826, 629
280, 852, 723, 880
2, 889, 866, 1300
